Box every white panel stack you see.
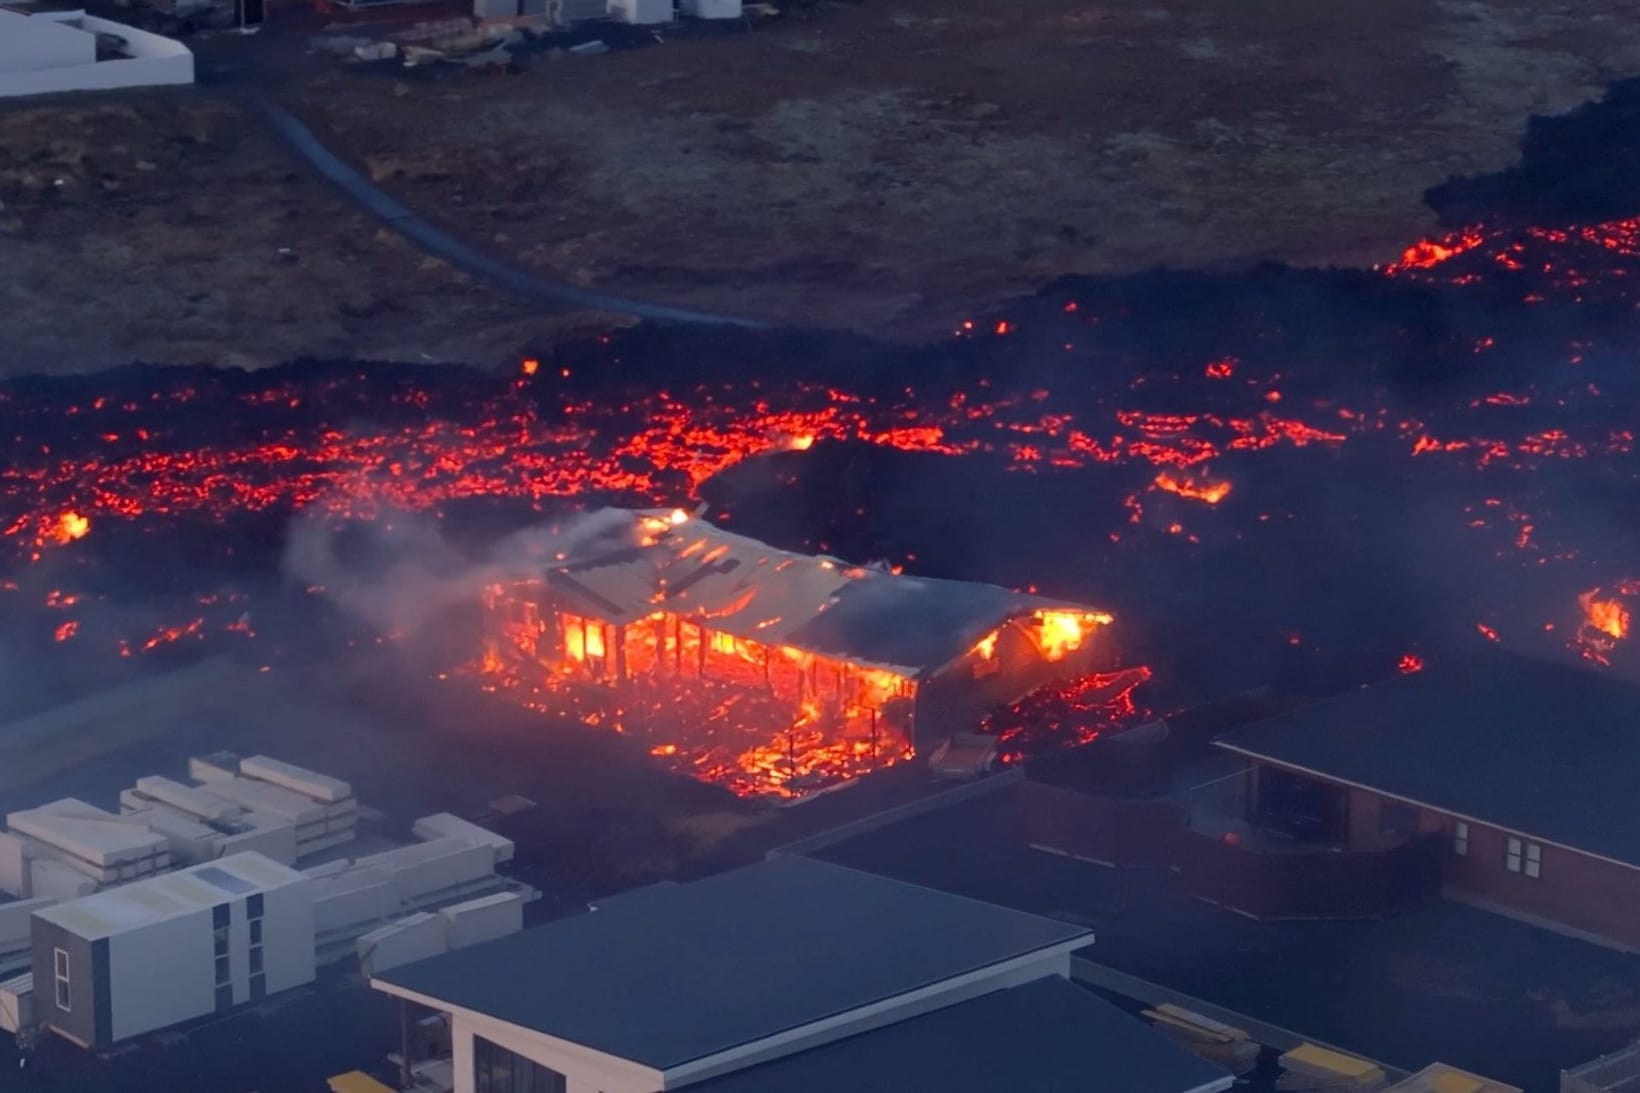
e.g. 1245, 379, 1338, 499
412, 813, 515, 865
7, 799, 171, 885
0, 972, 32, 1034
356, 912, 450, 977
439, 891, 524, 949
125, 775, 244, 824
115, 805, 221, 866
0, 832, 29, 898
28, 859, 96, 900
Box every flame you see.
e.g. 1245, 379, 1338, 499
52, 511, 90, 544
972, 631, 999, 660
1573, 581, 1638, 664
1397, 653, 1424, 674
1029, 610, 1111, 662
1152, 472, 1232, 505
53, 621, 78, 642
520, 358, 540, 376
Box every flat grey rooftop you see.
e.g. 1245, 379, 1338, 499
1215, 652, 1640, 866
374, 855, 1089, 1069
685, 975, 1232, 1093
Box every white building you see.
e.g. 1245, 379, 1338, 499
372, 855, 1233, 1093
29, 851, 315, 1050
0, 7, 193, 100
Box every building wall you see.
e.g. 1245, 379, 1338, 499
1322, 774, 1640, 950
0, 14, 95, 74
29, 915, 102, 1048
1411, 809, 1640, 950
261, 877, 317, 994
447, 1010, 663, 1093
108, 907, 215, 1042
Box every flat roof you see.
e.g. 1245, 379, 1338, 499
685, 976, 1233, 1093
532, 509, 1104, 676
1216, 653, 1640, 867
33, 851, 305, 940
374, 855, 1089, 1069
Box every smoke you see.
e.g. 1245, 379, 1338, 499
281, 505, 638, 637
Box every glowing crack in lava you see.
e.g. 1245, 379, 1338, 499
468, 510, 1126, 797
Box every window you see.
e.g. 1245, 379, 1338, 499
1506, 837, 1543, 878
215, 955, 231, 987
247, 893, 264, 920
53, 947, 70, 1012
250, 947, 264, 975
215, 984, 233, 1013
249, 972, 266, 1001
474, 1035, 567, 1093
249, 919, 263, 946
214, 925, 230, 957
1453, 821, 1469, 856
212, 903, 230, 930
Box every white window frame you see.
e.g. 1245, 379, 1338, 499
53, 947, 70, 1012
1453, 821, 1469, 857
1506, 836, 1543, 878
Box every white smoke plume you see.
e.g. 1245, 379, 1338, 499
282, 506, 639, 637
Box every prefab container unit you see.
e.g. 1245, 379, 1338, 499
411, 814, 515, 865
30, 851, 315, 1050
356, 912, 448, 977
609, 0, 670, 22
680, 0, 739, 16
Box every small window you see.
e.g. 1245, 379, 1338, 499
214, 925, 230, 956
249, 919, 263, 946
247, 893, 264, 920
215, 954, 231, 987
52, 947, 70, 1012
249, 972, 266, 1001
250, 947, 264, 975
1525, 841, 1542, 879
1506, 836, 1522, 872
215, 984, 233, 1013
1453, 821, 1469, 857
213, 904, 230, 930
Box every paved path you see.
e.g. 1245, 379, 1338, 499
243, 95, 765, 329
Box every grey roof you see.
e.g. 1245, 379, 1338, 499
374, 856, 1089, 1070
532, 509, 1104, 676
1216, 653, 1640, 866
783, 574, 1059, 674
687, 976, 1233, 1093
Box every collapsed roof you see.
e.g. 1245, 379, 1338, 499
512, 509, 1110, 677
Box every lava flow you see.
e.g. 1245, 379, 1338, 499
6, 156, 1640, 797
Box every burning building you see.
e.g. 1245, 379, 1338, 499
478, 509, 1121, 796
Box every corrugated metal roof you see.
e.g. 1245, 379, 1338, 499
532, 510, 1106, 676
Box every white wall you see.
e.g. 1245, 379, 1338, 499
446, 1009, 664, 1093
0, 13, 192, 100
108, 907, 215, 1042
104, 876, 313, 1041
260, 876, 317, 995
0, 12, 94, 74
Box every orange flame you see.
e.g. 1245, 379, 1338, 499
1029, 610, 1111, 662
1152, 472, 1232, 505
1397, 653, 1424, 674
1574, 581, 1637, 664
51, 511, 90, 544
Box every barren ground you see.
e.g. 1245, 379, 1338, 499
6, 0, 1640, 372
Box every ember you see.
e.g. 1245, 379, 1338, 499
1574, 581, 1638, 665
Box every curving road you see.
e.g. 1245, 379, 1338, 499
244, 95, 765, 329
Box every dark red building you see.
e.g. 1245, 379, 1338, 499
1214, 654, 1640, 950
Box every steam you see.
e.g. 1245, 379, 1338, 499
282, 506, 638, 636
